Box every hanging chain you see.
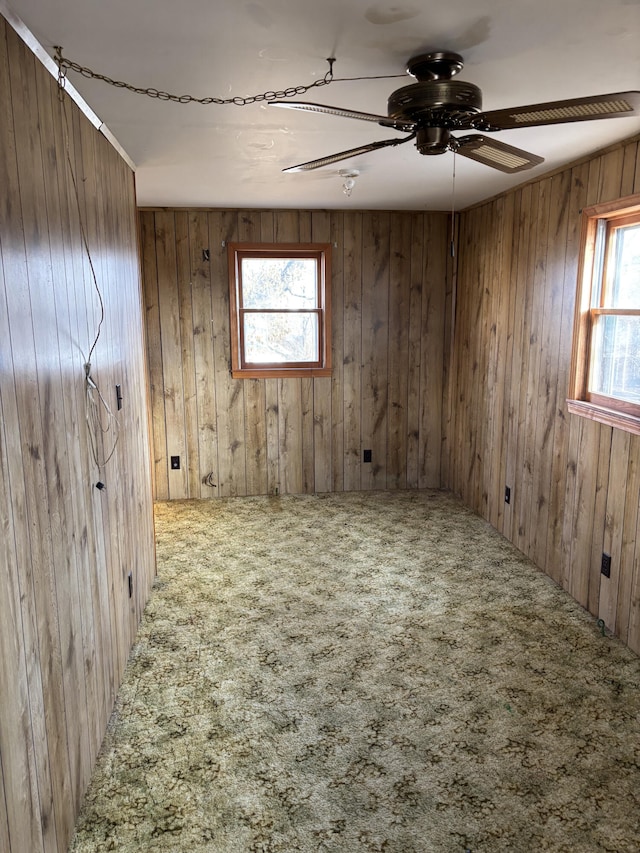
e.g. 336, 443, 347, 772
53, 47, 335, 106
56, 48, 67, 99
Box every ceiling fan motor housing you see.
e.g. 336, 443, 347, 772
388, 80, 483, 127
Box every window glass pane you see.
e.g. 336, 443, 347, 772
589, 314, 640, 403
607, 223, 640, 308
241, 258, 318, 309
243, 312, 319, 363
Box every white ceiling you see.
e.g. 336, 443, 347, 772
7, 0, 640, 210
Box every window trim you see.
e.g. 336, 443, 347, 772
567, 192, 640, 436
227, 242, 332, 379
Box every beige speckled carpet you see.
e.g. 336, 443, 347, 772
69, 491, 640, 852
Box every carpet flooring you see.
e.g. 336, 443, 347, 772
69, 490, 640, 852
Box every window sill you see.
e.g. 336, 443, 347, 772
232, 367, 332, 380
566, 399, 640, 436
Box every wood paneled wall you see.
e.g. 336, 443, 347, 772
0, 16, 155, 853
140, 208, 451, 499
446, 135, 640, 653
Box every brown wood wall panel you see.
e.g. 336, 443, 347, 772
0, 15, 155, 853
141, 208, 450, 500
446, 134, 640, 655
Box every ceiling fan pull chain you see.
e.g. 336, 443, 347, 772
450, 150, 457, 259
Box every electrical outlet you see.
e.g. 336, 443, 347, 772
601, 553, 611, 578
170, 455, 180, 470
363, 449, 372, 463
505, 486, 511, 504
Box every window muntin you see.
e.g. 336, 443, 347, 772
228, 243, 331, 378
569, 195, 640, 432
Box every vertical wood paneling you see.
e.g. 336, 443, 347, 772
387, 214, 412, 489
342, 211, 363, 491
406, 214, 425, 489
190, 211, 218, 497
420, 215, 447, 488
329, 212, 344, 492
155, 211, 188, 499
36, 47, 94, 815
446, 132, 640, 653
140, 211, 168, 499
176, 212, 200, 495
493, 194, 515, 534
142, 208, 450, 499
0, 762, 10, 853
617, 435, 640, 644
530, 173, 570, 569
586, 424, 612, 614
311, 210, 333, 493
7, 31, 73, 847
515, 181, 542, 556
210, 211, 246, 496
0, 268, 46, 853
599, 429, 631, 631
361, 212, 390, 489
63, 101, 112, 762
0, 15, 155, 853
545, 164, 588, 580
627, 466, 640, 652
502, 188, 527, 543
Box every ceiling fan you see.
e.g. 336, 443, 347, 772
270, 51, 640, 175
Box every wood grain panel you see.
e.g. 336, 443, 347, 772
0, 761, 11, 853
176, 212, 200, 495
311, 211, 333, 493
0, 14, 155, 852
420, 214, 448, 489
545, 163, 588, 580
361, 212, 390, 489
406, 215, 425, 489
189, 211, 219, 498
141, 207, 450, 499
342, 211, 363, 491
446, 131, 640, 654
211, 211, 246, 496
328, 212, 344, 492
140, 211, 168, 499
615, 434, 639, 643
387, 214, 412, 490
493, 194, 515, 535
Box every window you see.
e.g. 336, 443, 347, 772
227, 243, 332, 379
568, 194, 640, 434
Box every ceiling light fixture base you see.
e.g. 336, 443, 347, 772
339, 169, 360, 197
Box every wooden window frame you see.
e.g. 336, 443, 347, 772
228, 242, 332, 379
568, 193, 640, 435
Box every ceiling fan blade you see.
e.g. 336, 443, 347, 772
282, 135, 416, 172
477, 91, 640, 130
455, 135, 544, 173
269, 100, 416, 132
